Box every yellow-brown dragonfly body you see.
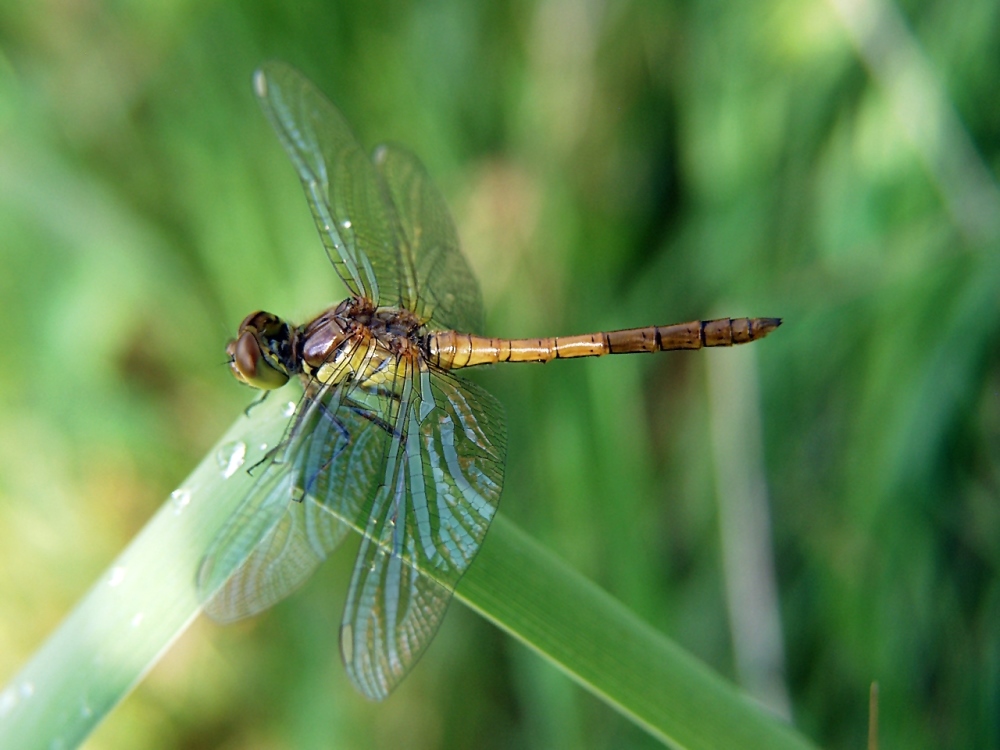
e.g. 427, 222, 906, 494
230, 301, 779, 393
427, 316, 779, 368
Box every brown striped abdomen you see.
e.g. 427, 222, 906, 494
427, 317, 781, 370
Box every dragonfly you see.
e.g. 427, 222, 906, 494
197, 60, 781, 701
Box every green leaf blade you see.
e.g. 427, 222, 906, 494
0, 393, 815, 749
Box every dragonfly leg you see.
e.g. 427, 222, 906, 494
247, 439, 284, 476
244, 390, 320, 476
243, 389, 271, 417
298, 396, 405, 502
299, 408, 353, 502
343, 403, 402, 440
296, 392, 400, 498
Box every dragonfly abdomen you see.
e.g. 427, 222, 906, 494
427, 317, 781, 369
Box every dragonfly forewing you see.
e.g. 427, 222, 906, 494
255, 61, 399, 304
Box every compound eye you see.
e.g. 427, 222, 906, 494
229, 330, 289, 389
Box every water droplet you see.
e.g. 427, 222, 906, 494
170, 488, 192, 515
283, 401, 297, 417
79, 700, 92, 718
259, 442, 269, 452
341, 219, 352, 229
217, 442, 247, 479
19, 683, 34, 698
107, 566, 126, 587
130, 612, 144, 628
0, 687, 16, 716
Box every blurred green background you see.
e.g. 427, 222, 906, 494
1, 0, 998, 747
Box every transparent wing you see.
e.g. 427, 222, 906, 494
339, 365, 506, 699
254, 61, 403, 303
198, 383, 385, 622
373, 144, 486, 333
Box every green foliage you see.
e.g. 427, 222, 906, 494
1, 0, 998, 747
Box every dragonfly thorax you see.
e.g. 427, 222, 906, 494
299, 297, 426, 391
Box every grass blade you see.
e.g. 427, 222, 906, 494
0, 393, 815, 749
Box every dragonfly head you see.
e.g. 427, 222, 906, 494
227, 311, 296, 389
